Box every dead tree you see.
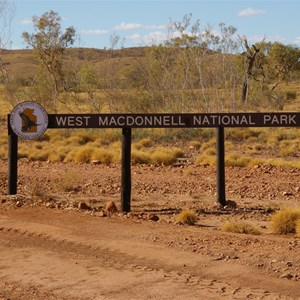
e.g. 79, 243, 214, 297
241, 38, 259, 103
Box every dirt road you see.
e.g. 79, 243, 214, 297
0, 160, 300, 299
0, 206, 299, 300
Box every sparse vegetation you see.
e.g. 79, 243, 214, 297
221, 220, 261, 235
296, 219, 300, 236
270, 207, 300, 234
176, 210, 198, 225
188, 140, 202, 149
53, 171, 81, 192
131, 146, 183, 165
0, 23, 300, 166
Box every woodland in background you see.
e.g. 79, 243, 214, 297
0, 9, 300, 167
0, 11, 299, 114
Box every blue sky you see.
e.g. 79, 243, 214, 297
7, 0, 300, 50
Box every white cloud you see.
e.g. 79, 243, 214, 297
80, 29, 108, 35
294, 37, 300, 44
126, 31, 168, 46
11, 44, 22, 50
125, 33, 143, 44
114, 22, 166, 31
271, 35, 287, 43
19, 18, 33, 25
237, 8, 266, 17
115, 23, 143, 30
244, 34, 288, 44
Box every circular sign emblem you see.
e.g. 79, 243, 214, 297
10, 101, 49, 140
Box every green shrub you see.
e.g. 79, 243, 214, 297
270, 208, 300, 234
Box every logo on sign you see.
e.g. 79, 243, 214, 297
10, 102, 49, 140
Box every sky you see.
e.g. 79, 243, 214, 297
5, 0, 300, 50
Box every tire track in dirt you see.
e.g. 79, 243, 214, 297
0, 214, 297, 300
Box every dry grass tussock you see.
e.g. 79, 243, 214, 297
176, 210, 198, 225
296, 220, 300, 236
195, 127, 300, 168
221, 220, 261, 235
270, 207, 300, 234
1, 89, 300, 167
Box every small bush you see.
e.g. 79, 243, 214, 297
189, 140, 201, 149
28, 149, 49, 161
91, 148, 114, 165
133, 138, 152, 149
76, 133, 95, 145
30, 182, 46, 197
74, 145, 94, 163
225, 153, 250, 167
279, 142, 298, 157
195, 153, 216, 166
225, 128, 251, 142
55, 172, 81, 192
286, 90, 297, 100
176, 210, 198, 225
270, 207, 300, 234
296, 220, 300, 236
222, 220, 261, 235
150, 147, 183, 165
131, 149, 150, 164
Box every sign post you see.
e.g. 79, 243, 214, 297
216, 127, 226, 206
7, 107, 300, 211
7, 120, 18, 195
121, 128, 132, 212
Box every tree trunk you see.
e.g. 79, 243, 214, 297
241, 39, 259, 103
241, 80, 248, 103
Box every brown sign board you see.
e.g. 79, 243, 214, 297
47, 113, 300, 128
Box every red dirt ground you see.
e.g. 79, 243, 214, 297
0, 159, 300, 299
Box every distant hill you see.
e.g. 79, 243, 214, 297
1, 47, 147, 80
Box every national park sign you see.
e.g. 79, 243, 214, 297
9, 101, 49, 140
7, 102, 300, 211
48, 112, 300, 129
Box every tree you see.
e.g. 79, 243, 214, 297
126, 14, 242, 113
76, 64, 104, 112
22, 10, 75, 112
240, 36, 260, 103
238, 39, 300, 109
268, 43, 300, 91
0, 0, 17, 106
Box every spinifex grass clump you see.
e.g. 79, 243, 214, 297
296, 220, 300, 236
222, 220, 261, 235
131, 146, 183, 165
50, 171, 82, 193
176, 210, 198, 225
270, 207, 300, 234
274, 208, 300, 234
